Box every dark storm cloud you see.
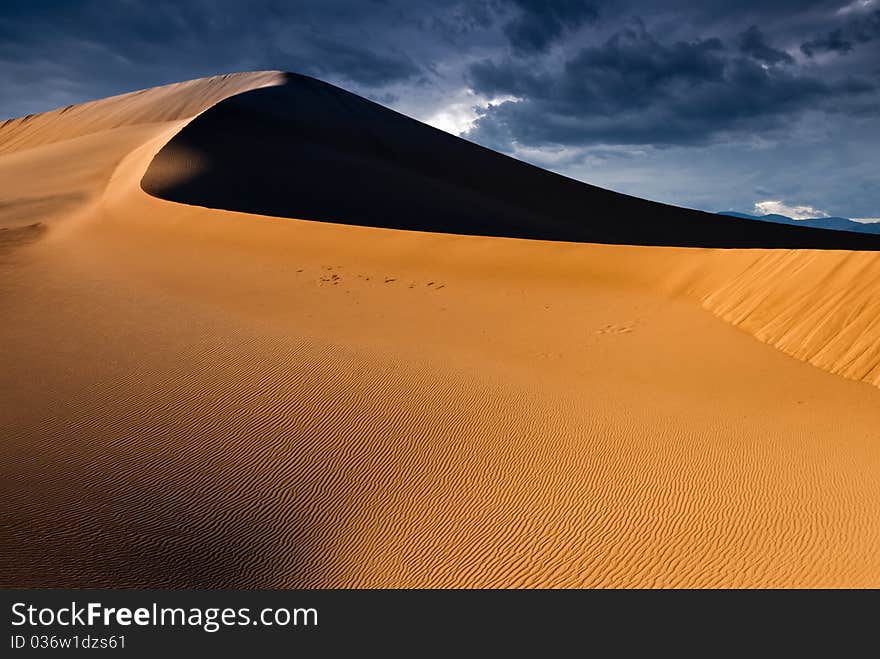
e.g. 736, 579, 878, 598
275, 33, 421, 87
502, 0, 599, 55
801, 9, 880, 57
737, 26, 794, 65
465, 22, 851, 147
470, 23, 725, 104
802, 28, 855, 56
0, 0, 433, 118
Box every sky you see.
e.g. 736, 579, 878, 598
1, 0, 878, 219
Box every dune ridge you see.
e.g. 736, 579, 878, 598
0, 71, 284, 155
2, 72, 879, 588
143, 74, 880, 251
0, 72, 285, 232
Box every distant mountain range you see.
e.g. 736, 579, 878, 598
719, 211, 880, 235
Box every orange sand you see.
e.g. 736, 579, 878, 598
1, 72, 878, 588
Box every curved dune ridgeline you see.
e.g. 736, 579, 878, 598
145, 73, 880, 251
0, 72, 285, 156
1, 72, 879, 588
0, 72, 285, 232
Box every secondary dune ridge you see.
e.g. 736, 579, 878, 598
1, 72, 879, 588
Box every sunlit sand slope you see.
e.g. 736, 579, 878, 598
0, 72, 284, 230
697, 250, 880, 386
0, 71, 283, 155
1, 73, 878, 588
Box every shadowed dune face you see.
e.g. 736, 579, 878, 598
143, 73, 880, 250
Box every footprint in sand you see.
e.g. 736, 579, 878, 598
595, 322, 635, 335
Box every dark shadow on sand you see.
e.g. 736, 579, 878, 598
143, 73, 880, 251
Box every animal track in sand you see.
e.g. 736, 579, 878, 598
595, 322, 636, 335
307, 267, 445, 292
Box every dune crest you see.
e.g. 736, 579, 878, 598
0, 72, 285, 232
0, 71, 285, 155
2, 72, 879, 588
144, 74, 880, 251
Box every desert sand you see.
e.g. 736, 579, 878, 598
1, 72, 879, 588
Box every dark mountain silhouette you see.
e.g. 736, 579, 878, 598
143, 72, 880, 251
720, 211, 880, 235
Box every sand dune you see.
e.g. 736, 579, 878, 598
1, 72, 879, 588
144, 73, 880, 251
